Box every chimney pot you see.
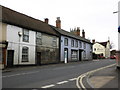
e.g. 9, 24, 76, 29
82, 29, 85, 38
92, 39, 95, 44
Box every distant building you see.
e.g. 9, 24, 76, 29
92, 40, 110, 59
0, 5, 59, 68
51, 17, 93, 63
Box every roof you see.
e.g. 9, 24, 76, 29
51, 26, 92, 44
95, 41, 108, 47
1, 5, 59, 36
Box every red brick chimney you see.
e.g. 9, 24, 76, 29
44, 18, 49, 24
76, 27, 80, 36
82, 29, 85, 38
56, 17, 61, 28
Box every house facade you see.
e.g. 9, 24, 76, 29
51, 17, 93, 63
0, 6, 59, 68
92, 40, 110, 59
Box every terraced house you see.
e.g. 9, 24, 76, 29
0, 6, 59, 68
51, 17, 93, 63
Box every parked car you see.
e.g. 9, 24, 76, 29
110, 55, 116, 59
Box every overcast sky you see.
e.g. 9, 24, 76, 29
0, 0, 119, 50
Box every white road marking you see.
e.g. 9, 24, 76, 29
76, 64, 116, 89
69, 78, 77, 81
57, 80, 68, 85
41, 84, 55, 88
2, 71, 39, 78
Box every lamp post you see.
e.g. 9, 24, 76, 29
18, 31, 22, 65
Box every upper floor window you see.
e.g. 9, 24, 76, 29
71, 39, 74, 47
64, 38, 68, 46
84, 42, 86, 49
75, 40, 78, 47
36, 32, 42, 45
22, 47, 29, 62
53, 37, 57, 47
79, 41, 82, 48
23, 29, 29, 42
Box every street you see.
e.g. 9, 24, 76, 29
2, 59, 116, 89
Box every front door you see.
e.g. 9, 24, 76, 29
7, 50, 14, 67
64, 48, 68, 63
37, 52, 41, 65
79, 50, 82, 61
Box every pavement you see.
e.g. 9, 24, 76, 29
82, 64, 120, 90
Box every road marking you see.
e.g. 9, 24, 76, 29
93, 60, 99, 61
41, 84, 55, 88
76, 64, 116, 89
2, 71, 39, 78
69, 78, 77, 81
57, 81, 68, 85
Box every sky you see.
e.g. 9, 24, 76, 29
0, 0, 119, 50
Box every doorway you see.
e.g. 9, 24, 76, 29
37, 52, 41, 65
79, 49, 82, 61
64, 48, 68, 63
7, 50, 14, 67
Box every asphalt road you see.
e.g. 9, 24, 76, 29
2, 59, 116, 89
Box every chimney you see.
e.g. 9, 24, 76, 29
92, 39, 95, 44
76, 27, 80, 36
82, 29, 85, 38
56, 17, 61, 28
44, 18, 49, 24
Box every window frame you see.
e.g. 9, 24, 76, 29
23, 29, 29, 42
22, 47, 29, 62
64, 38, 68, 46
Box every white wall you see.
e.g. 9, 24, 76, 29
93, 43, 105, 57
7, 24, 36, 65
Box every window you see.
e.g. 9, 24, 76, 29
71, 40, 74, 47
79, 41, 82, 48
64, 38, 68, 46
36, 32, 42, 45
23, 29, 29, 42
75, 40, 78, 47
71, 50, 78, 60
94, 48, 96, 51
84, 42, 86, 49
84, 51, 86, 59
22, 47, 29, 62
53, 38, 57, 47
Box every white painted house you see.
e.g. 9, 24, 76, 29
51, 17, 92, 63
93, 40, 110, 58
1, 5, 59, 68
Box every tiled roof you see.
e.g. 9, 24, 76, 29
1, 5, 59, 36
51, 26, 92, 44
98, 42, 107, 47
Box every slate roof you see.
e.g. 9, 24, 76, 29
51, 26, 92, 44
1, 5, 59, 36
98, 42, 108, 47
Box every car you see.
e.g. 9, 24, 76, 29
110, 55, 116, 59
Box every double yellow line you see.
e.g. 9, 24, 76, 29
76, 64, 116, 90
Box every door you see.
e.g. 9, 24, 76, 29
7, 50, 14, 67
79, 49, 82, 61
64, 48, 68, 63
37, 52, 41, 65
